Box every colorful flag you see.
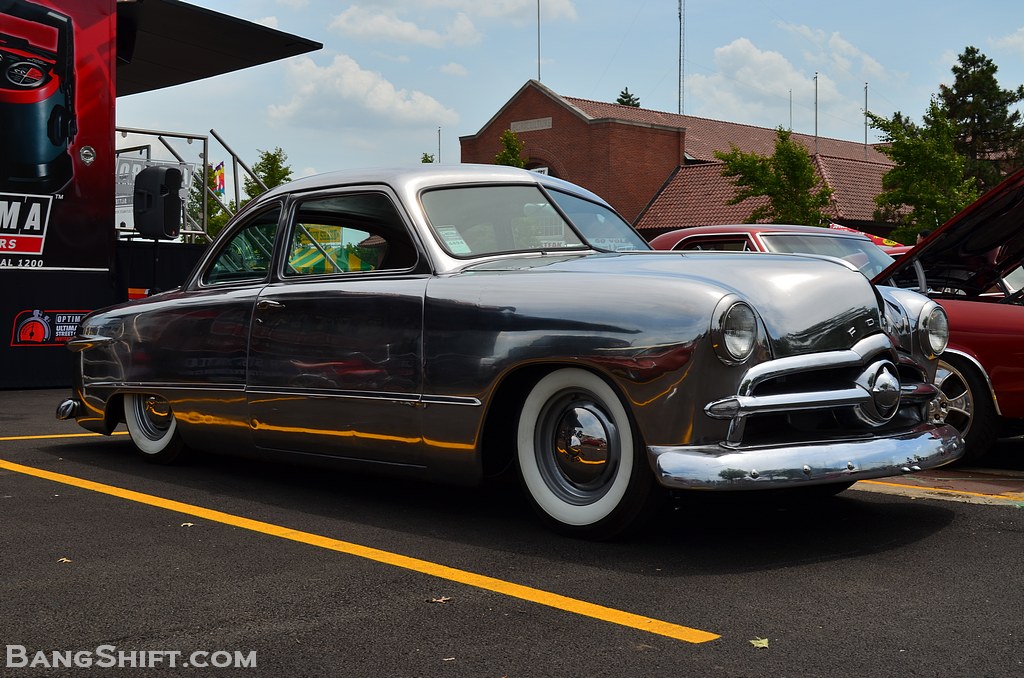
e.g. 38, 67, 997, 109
214, 162, 225, 196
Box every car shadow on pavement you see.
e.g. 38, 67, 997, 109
31, 435, 957, 578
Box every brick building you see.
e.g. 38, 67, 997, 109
460, 80, 901, 242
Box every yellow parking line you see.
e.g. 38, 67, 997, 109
859, 479, 1023, 502
0, 432, 129, 442
0, 457, 719, 644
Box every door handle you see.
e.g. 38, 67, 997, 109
256, 299, 285, 311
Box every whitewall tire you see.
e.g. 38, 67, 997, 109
516, 368, 654, 539
124, 393, 186, 464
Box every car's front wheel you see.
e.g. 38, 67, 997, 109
516, 368, 654, 539
935, 356, 998, 462
124, 393, 187, 464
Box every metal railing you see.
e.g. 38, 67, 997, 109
115, 127, 264, 243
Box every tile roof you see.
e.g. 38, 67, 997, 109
814, 154, 891, 222
561, 93, 892, 164
635, 155, 892, 234
635, 163, 769, 232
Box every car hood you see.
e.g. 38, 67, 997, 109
463, 250, 885, 356
873, 167, 1024, 293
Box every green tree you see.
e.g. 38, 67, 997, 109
421, 152, 435, 163
243, 147, 293, 200
186, 164, 231, 239
714, 127, 834, 226
934, 46, 1024, 191
616, 87, 640, 107
868, 99, 979, 243
494, 129, 527, 168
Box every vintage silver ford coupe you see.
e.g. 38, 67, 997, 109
59, 165, 962, 538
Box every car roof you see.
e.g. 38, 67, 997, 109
257, 164, 608, 205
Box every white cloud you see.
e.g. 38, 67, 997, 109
994, 26, 1024, 55
330, 6, 481, 48
373, 52, 412, 63
255, 16, 279, 29
415, 0, 578, 23
777, 23, 887, 83
687, 38, 845, 133
267, 54, 459, 128
440, 62, 468, 77
327, 1, 576, 48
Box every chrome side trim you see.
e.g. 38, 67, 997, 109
246, 387, 420, 404
82, 382, 246, 392
244, 389, 481, 407
649, 423, 963, 490
421, 394, 482, 407
79, 382, 481, 407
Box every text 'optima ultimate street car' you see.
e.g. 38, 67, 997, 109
58, 165, 962, 538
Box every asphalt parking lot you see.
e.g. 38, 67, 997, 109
2, 388, 1023, 677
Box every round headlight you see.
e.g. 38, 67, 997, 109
714, 299, 758, 364
919, 302, 949, 357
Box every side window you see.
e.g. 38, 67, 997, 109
204, 207, 281, 285
284, 192, 417, 277
678, 237, 753, 252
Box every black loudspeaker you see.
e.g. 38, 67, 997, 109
133, 166, 182, 239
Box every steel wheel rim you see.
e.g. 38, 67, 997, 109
534, 390, 620, 505
935, 360, 973, 437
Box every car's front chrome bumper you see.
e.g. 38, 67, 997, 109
649, 424, 963, 490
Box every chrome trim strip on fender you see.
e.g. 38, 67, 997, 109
244, 389, 481, 407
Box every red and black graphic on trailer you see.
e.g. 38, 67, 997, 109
0, 0, 114, 270
0, 0, 77, 194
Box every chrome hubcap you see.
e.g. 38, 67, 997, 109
537, 392, 620, 505
134, 395, 173, 440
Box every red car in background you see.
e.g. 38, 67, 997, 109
649, 224, 896, 278
650, 169, 1024, 461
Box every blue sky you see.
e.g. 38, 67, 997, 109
115, 0, 1024, 189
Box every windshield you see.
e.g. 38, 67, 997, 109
547, 189, 648, 251
420, 184, 646, 257
761, 233, 895, 278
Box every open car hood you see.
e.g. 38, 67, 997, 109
873, 167, 1024, 295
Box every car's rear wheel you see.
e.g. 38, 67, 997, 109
516, 368, 654, 539
935, 357, 998, 462
124, 393, 187, 464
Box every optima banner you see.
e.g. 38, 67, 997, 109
0, 0, 115, 271
1, 0, 116, 388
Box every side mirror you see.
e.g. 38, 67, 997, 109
133, 166, 182, 239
